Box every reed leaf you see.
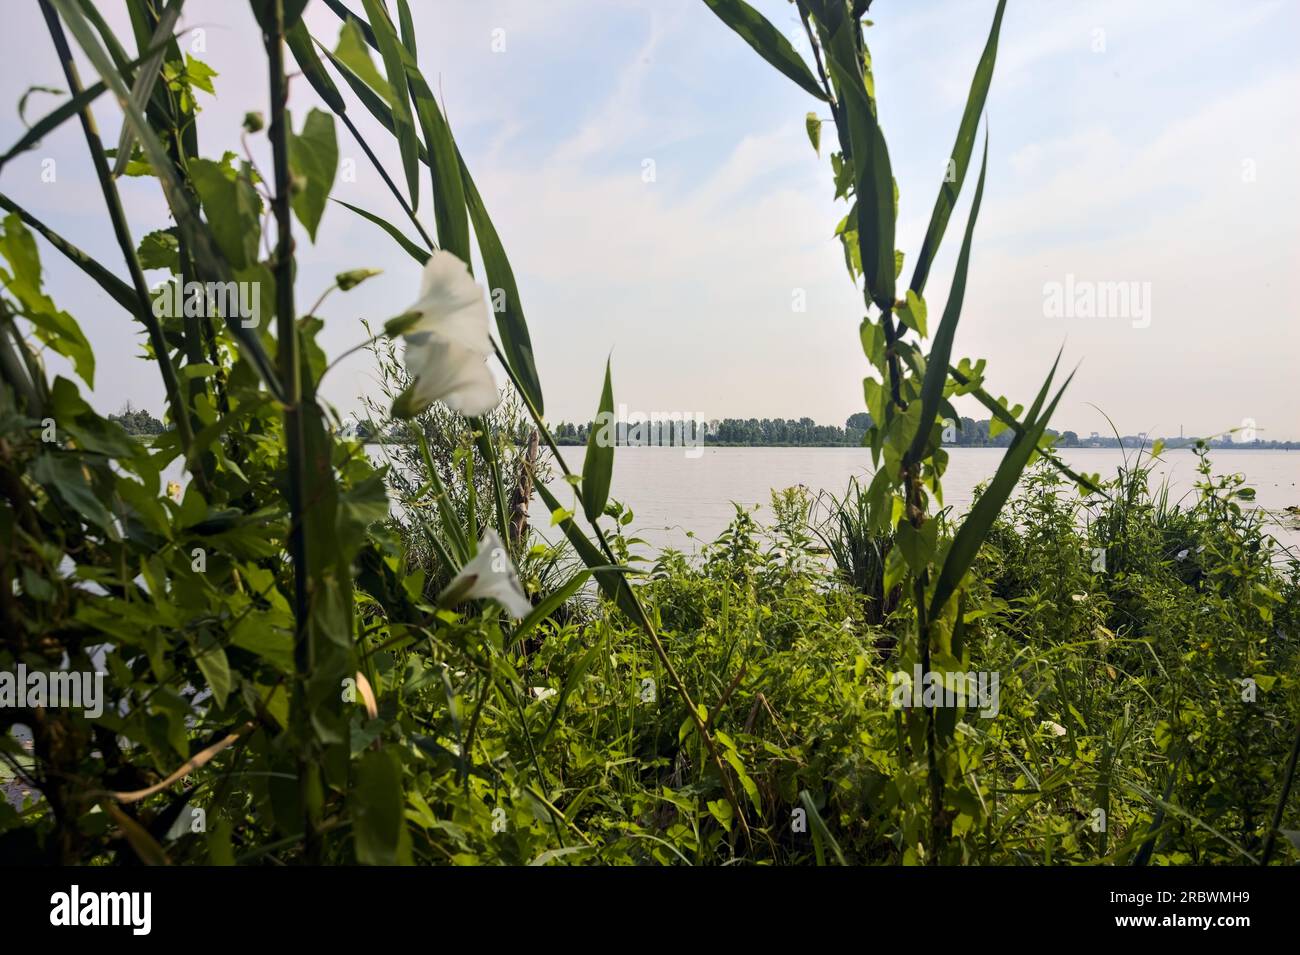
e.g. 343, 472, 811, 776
359, 0, 420, 212
46, 0, 285, 401
703, 0, 828, 101
910, 0, 1005, 296
581, 358, 615, 523
110, 0, 182, 178
906, 135, 988, 466
929, 353, 1074, 618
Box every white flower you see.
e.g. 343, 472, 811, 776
395, 251, 498, 417
440, 528, 532, 618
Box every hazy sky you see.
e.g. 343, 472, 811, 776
2, 0, 1297, 440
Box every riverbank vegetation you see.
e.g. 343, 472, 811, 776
2, 0, 1297, 867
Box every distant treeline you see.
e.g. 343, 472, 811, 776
547, 413, 1299, 449
108, 405, 166, 436
121, 407, 1298, 450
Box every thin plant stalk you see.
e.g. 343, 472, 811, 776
263, 0, 317, 863
38, 0, 197, 469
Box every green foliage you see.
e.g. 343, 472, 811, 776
287, 109, 338, 241
3, 0, 1296, 871
580, 360, 614, 524
108, 403, 166, 436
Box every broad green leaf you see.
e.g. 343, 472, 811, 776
336, 471, 391, 557
910, 0, 1005, 296
137, 228, 180, 272
895, 517, 937, 573
703, 0, 828, 101
859, 318, 885, 369
287, 108, 339, 241
895, 288, 927, 337
986, 398, 1018, 439
194, 634, 232, 709
333, 19, 395, 107
0, 214, 95, 385
822, 19, 896, 311
32, 453, 116, 537
581, 359, 615, 523
863, 375, 885, 426
805, 112, 821, 155
188, 158, 260, 270
352, 749, 411, 865
723, 748, 762, 814
381, 309, 421, 337
230, 613, 293, 674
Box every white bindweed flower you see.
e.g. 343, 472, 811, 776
393, 251, 499, 417
440, 528, 532, 619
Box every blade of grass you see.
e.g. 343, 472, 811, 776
929, 354, 1075, 618
359, 0, 420, 212
333, 198, 429, 264
906, 135, 988, 466
110, 0, 182, 178
314, 7, 546, 415
581, 358, 615, 523
47, 0, 285, 402
0, 192, 134, 312
910, 0, 1005, 296
702, 0, 828, 101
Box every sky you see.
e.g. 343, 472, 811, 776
1, 0, 1297, 441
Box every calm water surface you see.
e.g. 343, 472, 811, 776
548, 447, 1300, 557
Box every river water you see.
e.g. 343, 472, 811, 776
548, 446, 1300, 558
